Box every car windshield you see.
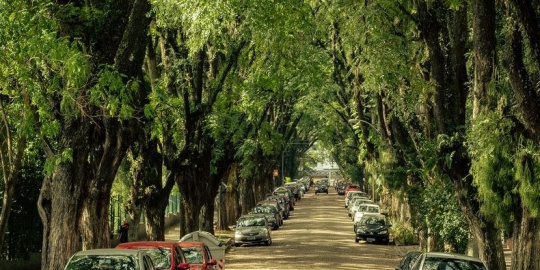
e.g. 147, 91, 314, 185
423, 257, 487, 270
181, 247, 203, 264
64, 254, 137, 270
142, 248, 171, 269
237, 217, 266, 227
360, 216, 386, 226
251, 206, 276, 214
358, 205, 379, 213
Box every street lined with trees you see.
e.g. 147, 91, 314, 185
0, 0, 539, 269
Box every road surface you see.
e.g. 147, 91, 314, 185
224, 188, 418, 269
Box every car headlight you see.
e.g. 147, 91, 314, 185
379, 230, 388, 234
235, 231, 242, 237
259, 229, 268, 235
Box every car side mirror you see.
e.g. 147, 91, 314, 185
177, 262, 190, 270
208, 259, 217, 265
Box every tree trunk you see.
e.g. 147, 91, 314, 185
472, 0, 496, 117
145, 201, 166, 241
512, 205, 540, 269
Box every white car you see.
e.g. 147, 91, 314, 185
64, 248, 155, 270
348, 198, 374, 217
353, 203, 381, 223
344, 191, 367, 208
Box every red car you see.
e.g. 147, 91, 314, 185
116, 241, 190, 270
178, 241, 217, 270
344, 184, 362, 196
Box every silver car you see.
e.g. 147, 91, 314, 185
64, 248, 155, 270
410, 252, 488, 270
234, 214, 272, 247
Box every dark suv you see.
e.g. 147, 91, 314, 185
314, 184, 328, 194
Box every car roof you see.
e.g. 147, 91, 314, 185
178, 241, 206, 248
361, 213, 386, 219
423, 252, 484, 262
116, 241, 177, 249
72, 248, 145, 256
358, 203, 379, 207
239, 213, 267, 218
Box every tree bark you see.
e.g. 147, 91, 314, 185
472, 0, 496, 117
512, 201, 540, 270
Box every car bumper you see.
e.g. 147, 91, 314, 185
235, 235, 270, 245
355, 233, 389, 242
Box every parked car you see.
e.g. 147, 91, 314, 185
353, 203, 381, 225
250, 205, 281, 229
265, 195, 290, 219
344, 184, 362, 196
348, 198, 374, 217
273, 187, 295, 210
395, 251, 422, 270
284, 183, 302, 200
409, 252, 488, 270
355, 213, 391, 244
257, 200, 284, 225
63, 248, 155, 270
344, 190, 367, 208
178, 242, 217, 270
116, 241, 190, 270
314, 184, 329, 194
233, 213, 272, 247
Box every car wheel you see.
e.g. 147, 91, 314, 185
355, 238, 359, 243
265, 238, 272, 246
234, 243, 241, 247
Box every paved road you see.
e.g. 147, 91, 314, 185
224, 188, 419, 270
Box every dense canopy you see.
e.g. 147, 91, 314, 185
0, 0, 539, 269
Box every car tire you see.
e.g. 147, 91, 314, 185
355, 238, 359, 243
265, 238, 272, 246
234, 243, 241, 247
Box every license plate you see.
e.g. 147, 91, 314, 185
247, 236, 256, 240
367, 238, 376, 242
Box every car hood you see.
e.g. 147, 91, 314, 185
237, 226, 266, 234
358, 224, 388, 232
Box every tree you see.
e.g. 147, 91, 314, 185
2, 0, 154, 269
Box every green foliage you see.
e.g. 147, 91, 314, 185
469, 111, 517, 230
422, 178, 469, 253
390, 218, 418, 245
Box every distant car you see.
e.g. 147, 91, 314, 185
257, 200, 284, 225
233, 213, 272, 247
178, 242, 217, 270
116, 241, 190, 270
265, 195, 290, 219
273, 187, 295, 210
409, 252, 488, 270
63, 248, 155, 270
348, 198, 374, 217
395, 251, 422, 270
344, 190, 367, 208
344, 184, 362, 196
355, 213, 391, 244
250, 205, 281, 229
314, 184, 329, 194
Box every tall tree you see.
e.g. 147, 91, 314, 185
11, 0, 154, 269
